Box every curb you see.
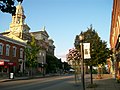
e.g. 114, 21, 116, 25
0, 74, 59, 82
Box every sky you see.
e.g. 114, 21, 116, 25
0, 0, 113, 62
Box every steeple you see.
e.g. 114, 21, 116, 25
8, 2, 30, 39
11, 2, 25, 26
42, 26, 46, 31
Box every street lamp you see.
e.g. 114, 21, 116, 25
42, 53, 45, 76
79, 34, 85, 90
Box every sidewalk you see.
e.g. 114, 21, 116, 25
85, 74, 120, 90
0, 74, 59, 82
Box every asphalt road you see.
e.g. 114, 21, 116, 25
0, 75, 82, 90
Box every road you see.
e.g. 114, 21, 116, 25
0, 75, 82, 90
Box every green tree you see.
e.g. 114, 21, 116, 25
75, 25, 111, 85
0, 0, 23, 15
25, 36, 40, 76
62, 62, 71, 72
46, 54, 62, 74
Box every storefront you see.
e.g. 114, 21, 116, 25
0, 35, 26, 76
0, 60, 16, 74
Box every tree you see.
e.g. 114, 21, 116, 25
62, 62, 71, 72
0, 0, 23, 15
75, 25, 111, 85
25, 36, 40, 76
46, 54, 62, 74
66, 48, 81, 84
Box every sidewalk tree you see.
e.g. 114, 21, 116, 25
75, 25, 111, 85
0, 0, 23, 15
66, 48, 81, 84
25, 36, 40, 76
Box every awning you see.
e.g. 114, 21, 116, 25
5, 62, 16, 66
0, 61, 16, 66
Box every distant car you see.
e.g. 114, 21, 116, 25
69, 69, 75, 72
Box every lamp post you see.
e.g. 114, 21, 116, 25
42, 53, 45, 76
79, 34, 85, 90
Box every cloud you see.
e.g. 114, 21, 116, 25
55, 53, 67, 62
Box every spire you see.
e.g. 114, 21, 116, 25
18, 1, 21, 5
10, 2, 25, 25
9, 1, 30, 39
40, 26, 49, 38
16, 2, 24, 15
42, 26, 46, 31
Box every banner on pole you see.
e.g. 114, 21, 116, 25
83, 43, 91, 59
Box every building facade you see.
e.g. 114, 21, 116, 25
31, 26, 55, 73
0, 2, 55, 74
110, 0, 120, 78
0, 35, 26, 74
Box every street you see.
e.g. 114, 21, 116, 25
0, 75, 81, 90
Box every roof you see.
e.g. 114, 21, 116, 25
31, 26, 49, 38
0, 35, 26, 47
3, 33, 27, 43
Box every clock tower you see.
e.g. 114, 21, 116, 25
9, 2, 30, 40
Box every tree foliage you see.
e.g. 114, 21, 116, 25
0, 0, 23, 15
66, 48, 81, 83
62, 62, 71, 71
66, 48, 81, 62
25, 36, 40, 69
75, 25, 111, 66
46, 54, 62, 73
74, 25, 111, 84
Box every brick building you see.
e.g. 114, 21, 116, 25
0, 35, 26, 74
110, 0, 120, 78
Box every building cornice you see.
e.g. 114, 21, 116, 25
0, 35, 26, 47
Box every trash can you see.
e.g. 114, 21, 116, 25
9, 73, 14, 79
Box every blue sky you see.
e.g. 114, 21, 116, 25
0, 0, 113, 62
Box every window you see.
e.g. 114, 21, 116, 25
0, 43, 3, 55
13, 46, 16, 57
6, 44, 10, 56
17, 17, 20, 24
20, 48, 23, 58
